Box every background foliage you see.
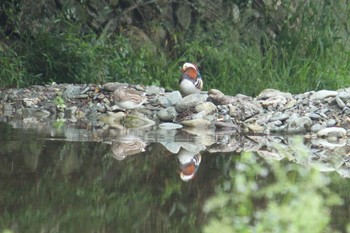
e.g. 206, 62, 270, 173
0, 0, 349, 95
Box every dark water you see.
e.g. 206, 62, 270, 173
1, 121, 350, 233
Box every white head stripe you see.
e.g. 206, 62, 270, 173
183, 62, 196, 70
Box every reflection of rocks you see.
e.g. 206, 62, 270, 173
205, 132, 350, 179
3, 83, 350, 178
111, 136, 147, 160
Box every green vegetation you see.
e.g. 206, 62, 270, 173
203, 152, 343, 233
0, 132, 349, 233
0, 1, 349, 96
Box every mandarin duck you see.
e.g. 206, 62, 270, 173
113, 85, 147, 110
177, 148, 202, 182
179, 62, 203, 96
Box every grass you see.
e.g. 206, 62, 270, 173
0, 1, 349, 96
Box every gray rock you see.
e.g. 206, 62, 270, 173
145, 85, 165, 95
74, 94, 89, 99
313, 90, 338, 100
268, 124, 287, 132
208, 89, 234, 105
103, 82, 127, 92
23, 97, 40, 108
343, 107, 350, 115
62, 85, 82, 99
175, 93, 208, 113
269, 112, 289, 122
96, 103, 107, 113
228, 100, 261, 121
159, 122, 183, 130
326, 119, 337, 127
180, 118, 211, 128
317, 127, 346, 138
123, 114, 155, 129
335, 97, 346, 109
306, 112, 322, 120
3, 103, 14, 117
336, 91, 350, 101
311, 138, 346, 149
157, 107, 177, 122
34, 109, 51, 118
245, 123, 265, 133
65, 106, 78, 119
217, 105, 229, 114
287, 116, 313, 133
80, 86, 91, 94
311, 123, 327, 133
158, 91, 182, 107
283, 98, 297, 109
195, 102, 217, 115
215, 121, 238, 129
256, 89, 293, 100
20, 108, 35, 117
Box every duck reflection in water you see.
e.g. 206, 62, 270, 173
111, 135, 147, 160
177, 148, 202, 182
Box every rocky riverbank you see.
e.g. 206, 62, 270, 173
1, 82, 350, 139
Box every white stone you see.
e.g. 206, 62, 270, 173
313, 90, 338, 100
317, 127, 346, 138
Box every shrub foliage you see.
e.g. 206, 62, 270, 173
0, 0, 349, 95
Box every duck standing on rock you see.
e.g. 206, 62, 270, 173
179, 62, 203, 96
113, 85, 147, 110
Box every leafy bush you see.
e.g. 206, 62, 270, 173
0, 0, 349, 96
0, 48, 27, 88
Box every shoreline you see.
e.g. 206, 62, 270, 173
0, 82, 349, 139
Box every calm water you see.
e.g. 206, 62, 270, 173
0, 121, 350, 233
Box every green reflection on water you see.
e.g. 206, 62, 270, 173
0, 124, 350, 233
203, 151, 346, 233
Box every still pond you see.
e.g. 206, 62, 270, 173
0, 121, 350, 233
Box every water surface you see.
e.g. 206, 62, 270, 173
1, 121, 349, 233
